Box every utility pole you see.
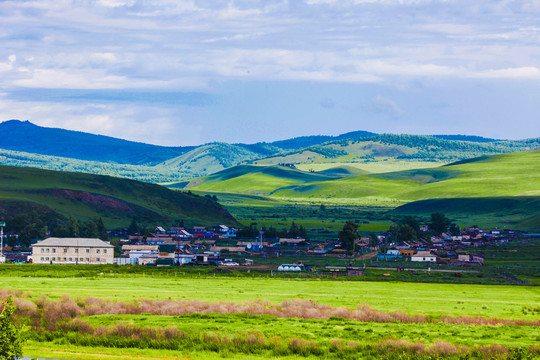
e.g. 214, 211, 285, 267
0, 222, 5, 264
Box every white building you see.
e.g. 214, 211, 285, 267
30, 238, 114, 265
411, 251, 437, 262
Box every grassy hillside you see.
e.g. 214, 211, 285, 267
185, 151, 540, 229
0, 165, 237, 228
183, 165, 338, 194
155, 143, 271, 178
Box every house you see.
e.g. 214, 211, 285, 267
210, 246, 246, 253
279, 238, 306, 245
399, 249, 416, 256
458, 254, 484, 265
29, 238, 114, 265
411, 251, 437, 262
218, 225, 237, 238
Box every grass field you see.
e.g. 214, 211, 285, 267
3, 273, 539, 319
2, 267, 539, 360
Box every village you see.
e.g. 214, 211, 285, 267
0, 221, 534, 276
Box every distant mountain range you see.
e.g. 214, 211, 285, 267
1, 120, 538, 183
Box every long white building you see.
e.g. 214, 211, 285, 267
30, 238, 114, 264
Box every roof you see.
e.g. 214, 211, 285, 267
32, 238, 114, 248
412, 251, 435, 257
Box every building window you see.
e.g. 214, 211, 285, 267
46, 248, 49, 253
104, 249, 107, 254
80, 258, 83, 261
97, 249, 100, 254
52, 257, 55, 261
69, 258, 72, 261
75, 249, 78, 253
52, 248, 56, 253
64, 248, 67, 253
86, 249, 90, 253
96, 258, 100, 262
86, 258, 89, 262
41, 257, 44, 261
46, 257, 49, 261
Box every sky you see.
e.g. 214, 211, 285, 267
0, 0, 539, 146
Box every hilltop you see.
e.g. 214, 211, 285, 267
0, 165, 238, 228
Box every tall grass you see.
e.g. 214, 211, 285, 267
4, 291, 538, 360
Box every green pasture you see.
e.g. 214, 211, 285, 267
2, 275, 538, 319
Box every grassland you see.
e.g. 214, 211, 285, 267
2, 269, 538, 319
2, 265, 538, 360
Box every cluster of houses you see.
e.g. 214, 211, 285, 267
1, 224, 534, 269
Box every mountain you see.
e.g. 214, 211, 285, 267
267, 130, 376, 150
0, 165, 238, 228
251, 134, 540, 166
0, 120, 194, 165
1, 120, 538, 183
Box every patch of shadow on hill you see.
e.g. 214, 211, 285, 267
375, 168, 459, 184
393, 197, 540, 215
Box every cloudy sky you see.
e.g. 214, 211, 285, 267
1, 0, 539, 146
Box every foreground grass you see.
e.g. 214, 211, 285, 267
2, 274, 539, 320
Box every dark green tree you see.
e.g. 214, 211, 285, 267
68, 217, 80, 237
97, 218, 107, 240
430, 212, 452, 235
127, 218, 139, 235
0, 296, 23, 360
338, 220, 359, 254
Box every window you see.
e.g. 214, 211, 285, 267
46, 257, 49, 261
69, 258, 72, 261
64, 248, 67, 253
86, 249, 90, 253
80, 258, 83, 261
46, 248, 50, 253
96, 258, 100, 262
75, 249, 78, 253
86, 258, 89, 262
97, 249, 100, 254
52, 248, 56, 253
52, 257, 55, 261
41, 248, 44, 253
40, 257, 44, 261
104, 249, 107, 254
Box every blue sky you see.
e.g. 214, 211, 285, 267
0, 0, 539, 146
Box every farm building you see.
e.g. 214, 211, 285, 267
30, 238, 114, 265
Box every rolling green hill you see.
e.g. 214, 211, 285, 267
184, 150, 540, 229
270, 150, 540, 204
0, 165, 238, 228
182, 165, 339, 195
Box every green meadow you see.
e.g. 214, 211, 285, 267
2, 266, 539, 360
3, 273, 539, 319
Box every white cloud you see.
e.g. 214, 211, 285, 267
473, 67, 540, 79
